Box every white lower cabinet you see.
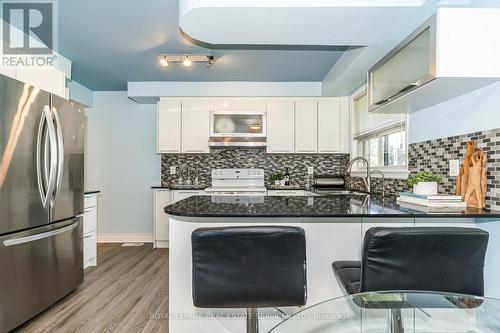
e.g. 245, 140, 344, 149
153, 189, 206, 249
83, 193, 99, 268
153, 189, 172, 248
267, 190, 305, 196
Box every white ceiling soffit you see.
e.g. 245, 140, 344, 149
179, 0, 441, 46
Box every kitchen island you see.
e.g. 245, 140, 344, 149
165, 194, 500, 333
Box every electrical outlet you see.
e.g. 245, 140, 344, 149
170, 166, 176, 175
307, 166, 314, 175
449, 160, 460, 177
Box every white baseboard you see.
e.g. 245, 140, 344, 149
97, 233, 153, 243
155, 240, 169, 248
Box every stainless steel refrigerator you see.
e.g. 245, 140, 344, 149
0, 74, 85, 332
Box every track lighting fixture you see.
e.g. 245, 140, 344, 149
182, 56, 192, 67
159, 56, 169, 67
158, 54, 215, 69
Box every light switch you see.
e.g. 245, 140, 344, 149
449, 160, 460, 177
170, 166, 176, 175
307, 166, 314, 175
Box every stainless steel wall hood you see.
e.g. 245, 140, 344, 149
208, 136, 267, 148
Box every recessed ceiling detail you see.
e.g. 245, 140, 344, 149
58, 0, 347, 90
178, 0, 441, 46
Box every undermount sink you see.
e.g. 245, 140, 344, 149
306, 190, 368, 197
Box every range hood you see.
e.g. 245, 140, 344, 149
208, 136, 267, 148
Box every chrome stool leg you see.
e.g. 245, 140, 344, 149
389, 308, 404, 333
246, 308, 258, 333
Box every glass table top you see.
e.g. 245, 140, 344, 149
269, 291, 500, 333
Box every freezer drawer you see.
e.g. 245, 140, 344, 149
0, 218, 83, 332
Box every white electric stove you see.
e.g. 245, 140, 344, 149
205, 169, 267, 196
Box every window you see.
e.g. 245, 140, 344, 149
351, 86, 408, 176
360, 127, 406, 168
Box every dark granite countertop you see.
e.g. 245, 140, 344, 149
151, 185, 206, 190
165, 194, 500, 218
84, 190, 101, 195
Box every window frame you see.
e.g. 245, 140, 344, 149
350, 85, 410, 179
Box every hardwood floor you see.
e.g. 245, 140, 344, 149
14, 244, 168, 333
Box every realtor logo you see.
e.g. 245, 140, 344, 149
2, 1, 55, 55
1, 0, 57, 66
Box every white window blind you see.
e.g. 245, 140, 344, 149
351, 88, 407, 171
353, 91, 405, 140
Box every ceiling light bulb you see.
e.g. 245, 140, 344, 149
183, 56, 192, 67
159, 56, 169, 67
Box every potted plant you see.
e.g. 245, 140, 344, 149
407, 171, 444, 196
271, 172, 285, 186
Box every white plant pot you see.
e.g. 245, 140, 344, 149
274, 180, 280, 186
413, 182, 438, 196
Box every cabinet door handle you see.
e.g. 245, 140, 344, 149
84, 208, 93, 213
83, 234, 93, 239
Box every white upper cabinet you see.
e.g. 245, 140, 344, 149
157, 98, 182, 153
181, 101, 210, 153
156, 97, 350, 155
368, 8, 500, 114
266, 100, 295, 154
369, 27, 431, 110
318, 99, 340, 153
318, 98, 350, 154
295, 101, 318, 153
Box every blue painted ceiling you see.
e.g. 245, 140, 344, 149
58, 0, 347, 91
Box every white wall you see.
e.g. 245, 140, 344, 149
409, 82, 500, 144
68, 80, 94, 107
85, 91, 160, 239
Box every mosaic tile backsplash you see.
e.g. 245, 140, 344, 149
161, 149, 350, 188
161, 128, 500, 210
407, 128, 500, 210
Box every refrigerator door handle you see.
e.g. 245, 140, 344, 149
52, 106, 64, 197
36, 105, 58, 208
2, 222, 78, 247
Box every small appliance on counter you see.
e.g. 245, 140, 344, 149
310, 175, 348, 195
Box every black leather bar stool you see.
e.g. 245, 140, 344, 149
332, 227, 489, 333
192, 226, 307, 333
332, 227, 489, 296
